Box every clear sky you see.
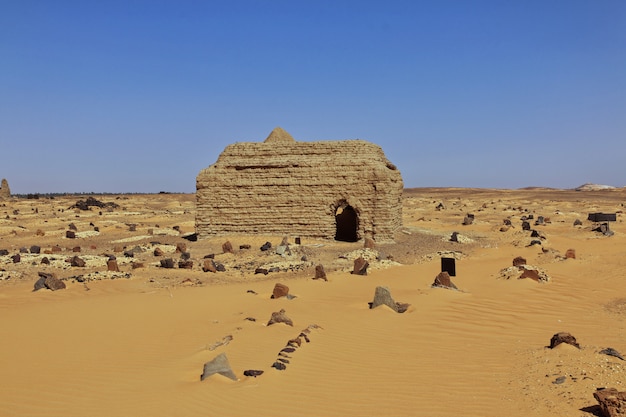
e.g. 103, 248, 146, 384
2, 1, 625, 193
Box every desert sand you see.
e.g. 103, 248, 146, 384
1, 188, 625, 417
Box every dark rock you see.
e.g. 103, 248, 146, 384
519, 268, 541, 281
260, 242, 272, 251
202, 259, 217, 273
131, 262, 144, 269
528, 240, 542, 246
66, 230, 76, 239
70, 197, 119, 211
19, 247, 28, 254
271, 283, 290, 299
565, 249, 576, 259
462, 214, 475, 225
351, 256, 369, 275
160, 258, 175, 268
600, 348, 625, 361
45, 276, 66, 291
215, 263, 226, 272
314, 265, 327, 281
432, 271, 458, 290
239, 244, 251, 250
72, 246, 81, 253
593, 387, 626, 417
450, 232, 460, 242
573, 219, 583, 226
222, 241, 234, 254
153, 247, 164, 256
40, 257, 50, 265
68, 222, 78, 231
271, 361, 287, 371
178, 260, 193, 269
181, 233, 198, 241
243, 370, 264, 377
123, 250, 134, 258
29, 245, 41, 254
294, 237, 301, 245
364, 237, 375, 249
254, 268, 268, 275
180, 251, 191, 260
70, 256, 86, 267
11, 253, 20, 263
503, 218, 512, 226
549, 332, 580, 349
203, 254, 215, 259
267, 309, 293, 326
0, 249, 8, 255
107, 259, 119, 272
33, 275, 47, 291
521, 221, 531, 231
513, 256, 527, 267
552, 376, 566, 384
530, 229, 541, 238
200, 353, 237, 381
128, 224, 136, 232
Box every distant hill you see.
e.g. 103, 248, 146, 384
574, 183, 617, 191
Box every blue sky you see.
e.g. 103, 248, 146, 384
1, 1, 625, 193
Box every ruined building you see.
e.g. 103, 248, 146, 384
196, 128, 403, 242
0, 178, 10, 199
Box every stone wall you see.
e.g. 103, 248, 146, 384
196, 128, 403, 242
0, 179, 10, 199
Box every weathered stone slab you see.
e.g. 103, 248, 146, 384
200, 353, 238, 381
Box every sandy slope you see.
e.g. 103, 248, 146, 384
1, 189, 625, 416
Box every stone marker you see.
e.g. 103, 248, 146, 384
0, 178, 10, 199
432, 271, 458, 290
66, 230, 76, 239
70, 256, 86, 267
462, 214, 475, 225
351, 257, 369, 275
549, 332, 580, 349
107, 259, 119, 272
178, 260, 193, 269
222, 241, 233, 254
271, 283, 289, 299
175, 242, 186, 253
30, 245, 41, 254
565, 249, 576, 259
160, 258, 175, 268
267, 309, 293, 326
203, 259, 217, 273
153, 247, 164, 256
200, 353, 238, 381
364, 237, 375, 249
314, 265, 327, 281
369, 286, 410, 313
34, 272, 66, 291
593, 387, 626, 417
513, 256, 527, 267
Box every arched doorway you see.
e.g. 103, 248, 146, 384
335, 204, 358, 242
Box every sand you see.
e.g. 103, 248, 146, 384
1, 188, 625, 416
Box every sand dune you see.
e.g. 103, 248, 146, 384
1, 189, 625, 416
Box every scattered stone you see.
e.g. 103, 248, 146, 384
128, 224, 136, 232
11, 253, 20, 263
178, 260, 193, 269
271, 283, 290, 299
68, 223, 78, 231
528, 240, 542, 246
40, 257, 50, 265
222, 241, 234, 254
254, 268, 269, 275
351, 256, 369, 275
107, 259, 119, 272
432, 271, 458, 290
314, 265, 327, 281
131, 262, 144, 269
573, 219, 583, 226
271, 361, 287, 371
200, 353, 238, 381
70, 197, 119, 211
70, 256, 86, 267
180, 251, 191, 260
552, 376, 566, 385
593, 387, 626, 417
34, 272, 66, 291
369, 286, 410, 313
203, 259, 217, 273
239, 244, 251, 250
549, 332, 580, 349
66, 230, 76, 239
260, 242, 272, 251
450, 231, 460, 242
0, 249, 8, 255
153, 247, 164, 256
267, 309, 293, 326
215, 263, 226, 272
600, 348, 625, 361
72, 246, 81, 253
175, 243, 186, 253
513, 256, 527, 267
364, 237, 375, 249
30, 245, 41, 254
565, 249, 576, 259
160, 258, 175, 268
521, 221, 531, 231
243, 370, 264, 377
462, 214, 475, 225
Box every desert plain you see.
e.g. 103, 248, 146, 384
1, 187, 625, 417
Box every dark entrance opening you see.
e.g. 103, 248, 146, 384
335, 205, 358, 242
